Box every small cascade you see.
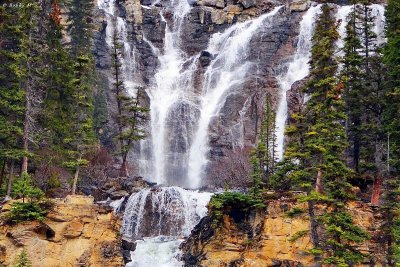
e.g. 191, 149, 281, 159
275, 5, 322, 160
121, 187, 212, 266
97, 0, 138, 95
122, 187, 211, 240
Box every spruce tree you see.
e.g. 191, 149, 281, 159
110, 28, 149, 177
278, 4, 369, 264
64, 55, 96, 195
382, 0, 400, 264
66, 0, 94, 57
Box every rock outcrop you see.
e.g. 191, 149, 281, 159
181, 197, 386, 266
0, 195, 124, 267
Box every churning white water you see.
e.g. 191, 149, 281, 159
275, 5, 322, 160
126, 236, 183, 267
122, 187, 212, 266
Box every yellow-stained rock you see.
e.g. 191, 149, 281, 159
182, 199, 383, 267
0, 195, 124, 267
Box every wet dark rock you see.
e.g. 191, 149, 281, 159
199, 51, 213, 67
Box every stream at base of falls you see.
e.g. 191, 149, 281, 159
126, 236, 184, 267
120, 187, 212, 267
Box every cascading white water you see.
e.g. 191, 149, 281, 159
275, 5, 322, 160
122, 187, 211, 239
144, 4, 283, 188
187, 6, 283, 188
97, 0, 138, 95
146, 0, 198, 187
122, 187, 212, 266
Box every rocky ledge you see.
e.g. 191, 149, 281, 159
181, 196, 385, 267
0, 195, 124, 267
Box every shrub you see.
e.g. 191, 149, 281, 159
12, 173, 44, 203
208, 191, 265, 227
5, 202, 46, 224
14, 249, 31, 267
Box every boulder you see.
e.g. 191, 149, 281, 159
238, 0, 256, 9
63, 220, 84, 238
224, 4, 243, 14
6, 229, 33, 246
289, 0, 311, 12
199, 51, 214, 67
199, 0, 225, 8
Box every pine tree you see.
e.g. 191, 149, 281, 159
110, 28, 149, 177
382, 0, 400, 264
341, 1, 388, 205
340, 2, 364, 172
64, 55, 96, 195
278, 4, 369, 264
66, 0, 94, 57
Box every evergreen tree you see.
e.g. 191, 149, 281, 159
341, 1, 388, 205
12, 172, 43, 203
382, 0, 400, 264
278, 4, 369, 264
111, 28, 149, 177
66, 0, 94, 57
64, 55, 96, 194
42, 0, 76, 149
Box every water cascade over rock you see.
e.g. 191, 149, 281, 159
93, 1, 386, 266
121, 187, 212, 266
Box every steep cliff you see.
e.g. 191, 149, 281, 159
181, 196, 385, 266
0, 196, 124, 267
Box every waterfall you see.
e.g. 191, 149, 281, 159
97, 0, 138, 95
147, 0, 197, 187
187, 6, 283, 188
122, 187, 212, 266
275, 5, 322, 160
144, 5, 283, 188
122, 187, 212, 239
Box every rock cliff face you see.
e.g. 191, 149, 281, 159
0, 196, 124, 267
181, 197, 385, 266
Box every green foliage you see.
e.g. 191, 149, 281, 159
14, 249, 31, 267
322, 210, 370, 265
285, 207, 305, 218
5, 202, 46, 224
208, 192, 264, 227
12, 172, 44, 203
66, 0, 95, 56
288, 230, 309, 243
110, 29, 149, 176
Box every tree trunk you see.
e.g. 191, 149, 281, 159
308, 200, 320, 248
371, 175, 383, 206
6, 160, 15, 199
120, 154, 129, 177
0, 160, 6, 188
316, 170, 323, 193
71, 165, 80, 195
